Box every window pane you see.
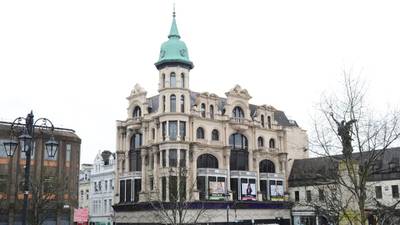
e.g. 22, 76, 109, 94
179, 121, 186, 140
119, 180, 125, 203
170, 95, 176, 112
169, 149, 177, 167
179, 149, 186, 167
162, 177, 167, 201
170, 73, 176, 87
230, 178, 238, 201
169, 121, 177, 140
197, 176, 206, 201
126, 179, 132, 202
134, 179, 141, 202
169, 176, 178, 201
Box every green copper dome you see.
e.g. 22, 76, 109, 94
155, 13, 194, 69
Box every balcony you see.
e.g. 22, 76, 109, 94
126, 117, 142, 130
229, 117, 249, 131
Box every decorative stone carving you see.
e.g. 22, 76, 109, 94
225, 84, 252, 100
130, 83, 147, 96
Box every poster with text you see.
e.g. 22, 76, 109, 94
209, 181, 225, 200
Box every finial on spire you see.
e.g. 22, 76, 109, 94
173, 2, 176, 18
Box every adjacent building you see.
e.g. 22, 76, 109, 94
0, 121, 81, 225
79, 163, 93, 209
89, 151, 116, 225
113, 11, 309, 225
288, 147, 400, 225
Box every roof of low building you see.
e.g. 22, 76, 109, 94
289, 147, 400, 187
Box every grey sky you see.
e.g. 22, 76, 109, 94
1, 0, 399, 164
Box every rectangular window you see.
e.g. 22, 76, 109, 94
179, 149, 186, 167
376, 186, 383, 199
66, 144, 71, 161
162, 122, 167, 141
230, 178, 238, 201
260, 180, 268, 201
119, 180, 125, 203
134, 179, 141, 202
179, 176, 186, 201
169, 176, 178, 201
162, 177, 167, 201
319, 189, 325, 201
152, 128, 155, 140
295, 191, 299, 202
306, 190, 312, 202
109, 199, 112, 212
105, 180, 108, 191
169, 149, 177, 167
150, 177, 154, 190
126, 179, 132, 202
197, 176, 206, 201
98, 181, 102, 191
392, 185, 399, 198
179, 121, 186, 140
162, 150, 166, 167
104, 199, 107, 213
169, 121, 177, 140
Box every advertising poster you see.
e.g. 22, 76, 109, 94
241, 182, 256, 200
209, 181, 225, 200
270, 181, 284, 201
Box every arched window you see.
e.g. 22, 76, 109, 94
269, 138, 275, 148
162, 96, 166, 112
180, 95, 185, 113
129, 133, 142, 171
200, 103, 206, 118
229, 133, 248, 170
257, 136, 264, 148
181, 73, 185, 88
162, 74, 165, 88
170, 94, 176, 112
259, 159, 275, 173
211, 129, 219, 141
232, 106, 244, 118
196, 127, 205, 139
210, 105, 214, 119
170, 72, 176, 87
261, 115, 265, 127
197, 154, 218, 168
267, 116, 271, 129
133, 106, 141, 118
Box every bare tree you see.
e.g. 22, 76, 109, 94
311, 71, 400, 225
15, 173, 64, 225
147, 167, 208, 225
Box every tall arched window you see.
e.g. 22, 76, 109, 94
197, 154, 218, 168
170, 72, 176, 87
180, 95, 185, 113
162, 96, 166, 112
196, 127, 205, 139
232, 106, 244, 118
261, 115, 265, 127
257, 136, 264, 148
259, 160, 275, 173
200, 103, 206, 118
129, 133, 142, 171
267, 116, 271, 129
229, 133, 248, 170
162, 74, 165, 88
133, 106, 141, 118
269, 138, 275, 148
211, 129, 219, 141
210, 105, 214, 119
181, 73, 185, 88
170, 94, 176, 112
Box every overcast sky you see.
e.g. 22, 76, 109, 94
1, 1, 399, 164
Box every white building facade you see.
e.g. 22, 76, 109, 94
113, 11, 309, 225
79, 164, 93, 210
90, 151, 116, 225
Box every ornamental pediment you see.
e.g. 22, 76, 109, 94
129, 83, 147, 97
225, 85, 251, 100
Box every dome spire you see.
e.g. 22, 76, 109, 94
168, 3, 180, 39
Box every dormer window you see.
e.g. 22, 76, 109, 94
232, 106, 244, 118
170, 72, 176, 87
200, 103, 206, 118
133, 106, 141, 119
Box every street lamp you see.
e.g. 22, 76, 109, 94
2, 111, 58, 225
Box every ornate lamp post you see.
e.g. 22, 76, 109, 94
2, 111, 59, 225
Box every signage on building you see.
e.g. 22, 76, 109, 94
209, 181, 225, 200
270, 181, 284, 201
241, 182, 256, 200
74, 208, 89, 222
